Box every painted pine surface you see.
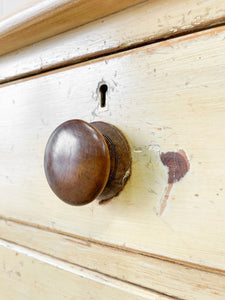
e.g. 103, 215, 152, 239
0, 0, 145, 56
0, 0, 32, 19
0, 25, 225, 273
1, 0, 225, 82
0, 219, 224, 300
0, 239, 170, 300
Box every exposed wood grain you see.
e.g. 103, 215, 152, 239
0, 0, 146, 57
1, 25, 225, 272
0, 219, 224, 300
0, 239, 170, 300
1, 0, 225, 83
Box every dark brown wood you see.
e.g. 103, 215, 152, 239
44, 120, 131, 206
91, 122, 131, 203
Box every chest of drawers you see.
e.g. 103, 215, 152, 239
0, 1, 225, 299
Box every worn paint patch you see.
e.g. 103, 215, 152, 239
159, 184, 173, 216
160, 150, 190, 184
159, 150, 190, 215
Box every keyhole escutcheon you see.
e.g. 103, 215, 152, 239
99, 84, 108, 107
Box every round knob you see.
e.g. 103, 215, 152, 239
44, 120, 131, 205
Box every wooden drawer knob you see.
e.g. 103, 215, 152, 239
44, 120, 131, 205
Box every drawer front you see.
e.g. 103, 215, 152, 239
1, 25, 225, 272
0, 240, 168, 300
1, 0, 225, 83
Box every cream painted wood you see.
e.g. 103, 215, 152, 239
1, 25, 225, 272
1, 0, 225, 83
0, 0, 146, 56
0, 0, 32, 19
0, 239, 170, 300
0, 218, 224, 300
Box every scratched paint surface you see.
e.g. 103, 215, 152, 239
0, 25, 225, 271
1, 0, 225, 82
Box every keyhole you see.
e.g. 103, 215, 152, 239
99, 84, 108, 107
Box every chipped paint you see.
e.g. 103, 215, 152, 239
160, 150, 190, 184
159, 184, 173, 216
159, 150, 190, 215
